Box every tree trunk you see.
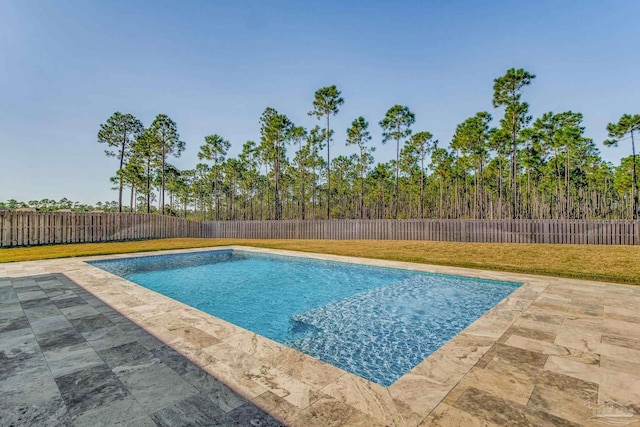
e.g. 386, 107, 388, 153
118, 133, 126, 213
326, 114, 331, 220
526, 166, 531, 219
510, 101, 519, 219
632, 130, 638, 219
554, 148, 561, 219
146, 160, 151, 214
394, 134, 400, 219
130, 185, 135, 212
439, 178, 443, 218
479, 159, 484, 219
275, 136, 281, 220
300, 141, 305, 220
497, 156, 502, 219
473, 164, 478, 219
161, 143, 166, 215
360, 146, 365, 219
214, 163, 219, 221
565, 146, 571, 218
420, 155, 425, 219
511, 142, 517, 219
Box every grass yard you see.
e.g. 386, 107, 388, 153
1, 238, 638, 285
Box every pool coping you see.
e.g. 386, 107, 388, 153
2, 246, 639, 426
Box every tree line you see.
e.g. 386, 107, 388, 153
88, 68, 637, 221
0, 198, 119, 212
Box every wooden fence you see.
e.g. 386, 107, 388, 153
208, 219, 640, 245
1, 212, 638, 247
0, 212, 212, 248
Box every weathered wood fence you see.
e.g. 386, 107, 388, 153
1, 212, 638, 247
208, 219, 640, 245
0, 212, 212, 248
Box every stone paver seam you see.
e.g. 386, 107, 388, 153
248, 390, 293, 425
17, 278, 74, 423
414, 401, 439, 426
524, 384, 535, 414
72, 327, 155, 421
316, 371, 409, 427
65, 271, 249, 422
310, 371, 349, 408
414, 360, 478, 427
50, 274, 163, 423
384, 385, 410, 427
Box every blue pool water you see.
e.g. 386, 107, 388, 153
90, 250, 519, 386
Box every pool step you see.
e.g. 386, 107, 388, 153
287, 274, 515, 386
288, 276, 457, 385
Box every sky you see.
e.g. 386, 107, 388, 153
1, 0, 639, 204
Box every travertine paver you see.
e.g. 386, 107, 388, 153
0, 273, 282, 426
1, 246, 640, 426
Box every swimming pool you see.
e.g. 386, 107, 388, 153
90, 250, 520, 386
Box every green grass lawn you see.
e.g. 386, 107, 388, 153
1, 238, 638, 285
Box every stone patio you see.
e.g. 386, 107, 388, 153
1, 246, 639, 426
0, 272, 282, 426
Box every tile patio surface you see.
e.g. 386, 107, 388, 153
0, 272, 281, 426
1, 246, 639, 426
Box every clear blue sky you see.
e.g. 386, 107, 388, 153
1, 0, 638, 204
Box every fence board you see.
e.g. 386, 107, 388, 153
0, 212, 638, 247
0, 212, 209, 247
200, 219, 638, 246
